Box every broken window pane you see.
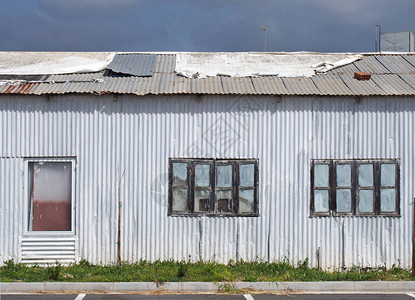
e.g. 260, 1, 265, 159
381, 164, 396, 186
217, 165, 232, 188
359, 164, 373, 187
29, 162, 72, 231
311, 159, 400, 217
336, 164, 351, 187
358, 190, 374, 213
172, 188, 188, 212
314, 164, 329, 187
194, 189, 210, 212
169, 159, 259, 216
195, 164, 210, 187
381, 188, 396, 212
239, 189, 254, 213
173, 163, 188, 186
314, 190, 329, 212
336, 189, 351, 212
217, 190, 232, 212
239, 164, 254, 187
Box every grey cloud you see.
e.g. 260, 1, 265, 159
39, 0, 141, 12
0, 0, 414, 52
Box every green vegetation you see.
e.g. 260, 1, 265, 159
0, 258, 412, 282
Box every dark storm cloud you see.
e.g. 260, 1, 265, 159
0, 0, 414, 52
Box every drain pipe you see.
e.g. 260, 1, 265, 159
342, 218, 345, 271
117, 167, 125, 269
412, 198, 415, 277
317, 247, 321, 270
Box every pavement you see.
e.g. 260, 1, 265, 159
2, 282, 415, 299
1, 294, 415, 299
2, 281, 415, 294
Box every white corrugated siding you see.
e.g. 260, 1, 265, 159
0, 94, 413, 269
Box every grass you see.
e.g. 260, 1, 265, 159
0, 258, 413, 283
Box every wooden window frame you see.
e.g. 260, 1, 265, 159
310, 159, 400, 217
168, 158, 259, 217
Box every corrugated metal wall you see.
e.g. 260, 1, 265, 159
0, 94, 413, 269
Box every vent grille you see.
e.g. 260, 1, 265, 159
21, 237, 76, 265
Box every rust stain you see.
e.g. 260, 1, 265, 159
3, 84, 16, 94
98, 90, 111, 95
1, 83, 35, 94
20, 83, 35, 93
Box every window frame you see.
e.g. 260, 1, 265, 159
310, 159, 400, 217
24, 157, 76, 236
168, 158, 259, 217
333, 160, 355, 217
356, 160, 376, 216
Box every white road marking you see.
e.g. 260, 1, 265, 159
74, 294, 86, 300
407, 293, 415, 298
243, 295, 254, 300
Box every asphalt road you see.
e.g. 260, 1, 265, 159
1, 294, 415, 300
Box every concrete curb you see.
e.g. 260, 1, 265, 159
1, 281, 415, 294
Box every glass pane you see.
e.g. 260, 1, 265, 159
314, 164, 329, 187
336, 189, 351, 212
358, 190, 374, 213
217, 190, 232, 212
29, 162, 72, 231
194, 189, 210, 212
381, 188, 396, 212
239, 164, 254, 187
172, 188, 188, 212
381, 164, 396, 186
359, 164, 373, 187
314, 190, 329, 213
172, 163, 188, 186
336, 164, 351, 187
195, 164, 210, 187
217, 165, 232, 188
239, 189, 254, 213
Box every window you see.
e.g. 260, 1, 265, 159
169, 158, 259, 216
310, 159, 400, 217
27, 159, 75, 232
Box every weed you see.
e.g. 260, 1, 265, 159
4, 259, 15, 269
0, 258, 413, 282
46, 263, 62, 281
78, 259, 92, 267
177, 263, 188, 278
218, 283, 243, 294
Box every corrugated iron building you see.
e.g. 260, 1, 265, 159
1, 52, 415, 270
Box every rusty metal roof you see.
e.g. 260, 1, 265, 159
251, 76, 288, 95
1, 53, 415, 97
311, 75, 352, 96
282, 77, 321, 95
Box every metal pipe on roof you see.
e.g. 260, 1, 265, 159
375, 25, 381, 52
262, 26, 267, 52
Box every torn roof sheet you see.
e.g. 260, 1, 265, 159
175, 52, 362, 78
0, 52, 414, 97
0, 52, 115, 75
107, 54, 156, 76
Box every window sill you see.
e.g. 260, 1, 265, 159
169, 213, 259, 217
309, 214, 401, 218
23, 231, 76, 237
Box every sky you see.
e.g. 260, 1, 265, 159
1, 0, 414, 53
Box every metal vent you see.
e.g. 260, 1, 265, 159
21, 237, 76, 265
